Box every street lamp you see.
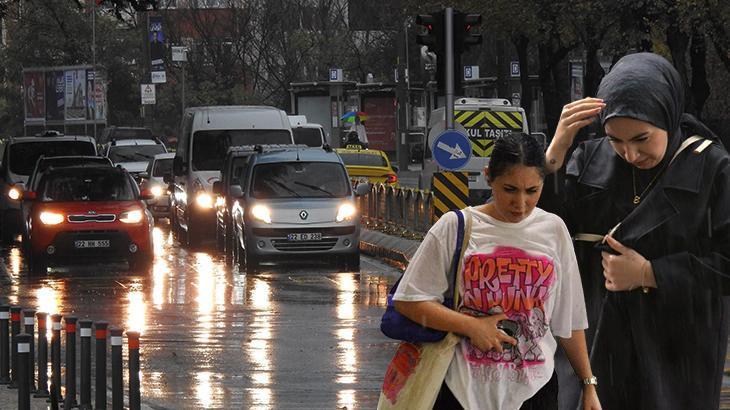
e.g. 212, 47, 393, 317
172, 46, 188, 117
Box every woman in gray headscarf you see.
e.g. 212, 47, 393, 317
540, 52, 730, 408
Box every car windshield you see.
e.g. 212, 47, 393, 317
108, 144, 166, 163
152, 158, 173, 177
9, 141, 96, 176
338, 152, 388, 167
113, 128, 153, 140
38, 169, 135, 202
293, 128, 323, 147
192, 130, 293, 171
251, 162, 350, 199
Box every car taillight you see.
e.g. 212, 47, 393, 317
386, 174, 398, 184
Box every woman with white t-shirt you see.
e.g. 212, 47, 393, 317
393, 132, 601, 410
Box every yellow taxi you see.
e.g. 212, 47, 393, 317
335, 146, 398, 186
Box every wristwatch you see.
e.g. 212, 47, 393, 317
582, 376, 598, 386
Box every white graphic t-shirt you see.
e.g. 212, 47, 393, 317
393, 207, 587, 410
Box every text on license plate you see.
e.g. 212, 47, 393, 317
74, 240, 110, 248
287, 233, 322, 241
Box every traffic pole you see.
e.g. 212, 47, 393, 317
64, 316, 78, 409
95, 321, 109, 410
79, 319, 92, 410
111, 327, 123, 410
22, 309, 36, 393
127, 331, 140, 410
9, 306, 21, 388
17, 333, 31, 410
50, 314, 63, 403
34, 312, 49, 398
0, 305, 10, 384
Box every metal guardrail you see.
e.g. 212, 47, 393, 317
360, 183, 434, 238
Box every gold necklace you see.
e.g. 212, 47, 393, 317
631, 166, 665, 204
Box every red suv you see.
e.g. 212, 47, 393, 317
23, 165, 154, 273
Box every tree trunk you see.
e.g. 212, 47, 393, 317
690, 30, 710, 118
584, 43, 604, 98
514, 34, 533, 129
538, 43, 572, 138
666, 23, 693, 112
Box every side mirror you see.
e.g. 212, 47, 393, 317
139, 189, 154, 201
138, 171, 149, 179
173, 156, 185, 176
22, 191, 37, 201
355, 182, 370, 197
163, 173, 173, 184
229, 185, 244, 198
391, 165, 399, 173
212, 181, 222, 195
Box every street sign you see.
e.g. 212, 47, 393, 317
141, 84, 156, 105
171, 46, 187, 62
433, 130, 471, 170
151, 71, 166, 84
510, 61, 520, 77
464, 65, 479, 80
329, 68, 343, 82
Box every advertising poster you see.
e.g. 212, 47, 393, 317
23, 71, 45, 121
86, 70, 107, 121
149, 16, 165, 71
65, 69, 86, 121
45, 71, 65, 121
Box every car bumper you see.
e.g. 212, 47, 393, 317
31, 225, 152, 260
148, 195, 171, 218
244, 223, 360, 258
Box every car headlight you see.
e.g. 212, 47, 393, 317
336, 203, 357, 222
250, 204, 272, 224
7, 186, 20, 200
150, 185, 164, 197
119, 210, 144, 224
39, 211, 64, 225
195, 192, 214, 209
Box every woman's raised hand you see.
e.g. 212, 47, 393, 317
553, 97, 605, 148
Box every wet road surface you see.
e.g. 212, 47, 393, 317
0, 223, 402, 409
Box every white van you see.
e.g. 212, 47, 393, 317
171, 105, 295, 247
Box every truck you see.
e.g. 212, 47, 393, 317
418, 98, 531, 205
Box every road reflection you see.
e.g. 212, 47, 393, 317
247, 277, 274, 409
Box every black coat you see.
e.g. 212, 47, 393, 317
541, 136, 730, 409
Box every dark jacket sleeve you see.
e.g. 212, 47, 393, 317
539, 144, 588, 235
651, 152, 730, 295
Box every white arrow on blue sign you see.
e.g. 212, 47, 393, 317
433, 130, 471, 170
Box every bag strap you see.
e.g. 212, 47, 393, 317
445, 209, 472, 310
574, 135, 709, 243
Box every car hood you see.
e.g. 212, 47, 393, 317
252, 198, 353, 225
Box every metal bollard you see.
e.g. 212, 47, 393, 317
17, 333, 31, 410
111, 327, 123, 410
9, 306, 21, 388
64, 316, 78, 409
95, 321, 109, 410
0, 305, 10, 384
34, 312, 50, 398
79, 319, 92, 410
127, 330, 141, 410
50, 314, 63, 403
22, 309, 36, 393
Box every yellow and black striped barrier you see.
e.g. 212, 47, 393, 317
431, 171, 469, 222
454, 110, 524, 157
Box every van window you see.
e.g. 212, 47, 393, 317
251, 162, 349, 199
9, 141, 96, 176
192, 130, 292, 171
292, 128, 323, 147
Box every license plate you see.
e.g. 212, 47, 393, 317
287, 233, 322, 241
74, 240, 110, 248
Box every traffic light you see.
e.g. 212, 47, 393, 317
415, 12, 444, 53
454, 12, 482, 54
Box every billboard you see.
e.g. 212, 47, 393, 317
149, 16, 165, 70
45, 71, 65, 121
87, 70, 107, 121
64, 69, 86, 121
23, 72, 45, 121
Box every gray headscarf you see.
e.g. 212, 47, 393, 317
597, 52, 721, 162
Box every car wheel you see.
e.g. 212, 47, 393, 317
341, 252, 360, 271
215, 222, 225, 252
186, 218, 203, 248
243, 238, 259, 271
129, 251, 153, 272
0, 214, 16, 245
225, 226, 235, 266
28, 252, 47, 275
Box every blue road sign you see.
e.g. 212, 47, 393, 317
433, 130, 471, 170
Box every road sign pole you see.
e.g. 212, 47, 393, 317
445, 7, 454, 130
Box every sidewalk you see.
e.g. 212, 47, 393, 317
0, 382, 159, 409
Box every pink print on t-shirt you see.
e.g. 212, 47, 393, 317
460, 246, 556, 376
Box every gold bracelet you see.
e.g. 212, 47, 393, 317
641, 260, 650, 294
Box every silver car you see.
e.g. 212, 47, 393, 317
230, 146, 369, 270
139, 152, 175, 221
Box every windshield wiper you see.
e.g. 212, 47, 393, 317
293, 181, 334, 197
113, 153, 138, 162
271, 179, 301, 198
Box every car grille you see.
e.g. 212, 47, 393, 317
67, 214, 116, 223
252, 226, 356, 236
271, 238, 338, 252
